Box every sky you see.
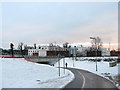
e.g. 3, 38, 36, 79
1, 2, 118, 49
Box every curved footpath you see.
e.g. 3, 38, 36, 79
63, 68, 118, 89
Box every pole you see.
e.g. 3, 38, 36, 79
58, 54, 60, 76
96, 43, 97, 71
73, 56, 74, 67
63, 57, 65, 74
90, 37, 98, 71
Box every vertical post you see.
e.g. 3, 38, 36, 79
90, 37, 98, 71
73, 56, 74, 67
63, 55, 65, 74
73, 46, 76, 67
64, 57, 65, 74
58, 54, 60, 76
96, 42, 97, 71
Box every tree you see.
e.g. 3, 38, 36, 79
24, 44, 28, 50
34, 43, 36, 49
63, 42, 69, 48
10, 43, 14, 57
18, 42, 24, 57
91, 36, 102, 50
63, 42, 69, 51
49, 43, 54, 46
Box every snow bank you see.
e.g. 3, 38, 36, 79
1, 58, 74, 88
76, 56, 118, 60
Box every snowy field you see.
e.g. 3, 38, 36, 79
0, 58, 2, 90
55, 57, 119, 78
1, 58, 74, 88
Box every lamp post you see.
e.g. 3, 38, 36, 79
90, 37, 98, 71
58, 54, 60, 76
63, 55, 65, 74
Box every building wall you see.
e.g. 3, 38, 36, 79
47, 51, 69, 57
28, 49, 47, 57
87, 51, 102, 57
77, 47, 87, 56
38, 50, 46, 57
38, 46, 49, 50
110, 51, 120, 56
101, 48, 110, 56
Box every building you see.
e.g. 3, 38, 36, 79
28, 46, 49, 57
110, 50, 120, 56
101, 48, 110, 56
87, 51, 102, 57
28, 45, 69, 57
47, 51, 69, 57
77, 46, 88, 56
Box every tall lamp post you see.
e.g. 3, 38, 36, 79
58, 54, 60, 76
90, 37, 98, 71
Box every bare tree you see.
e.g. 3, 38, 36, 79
63, 42, 69, 48
18, 42, 24, 57
63, 42, 69, 51
24, 44, 27, 50
34, 43, 36, 49
49, 43, 54, 46
10, 43, 14, 57
91, 36, 102, 50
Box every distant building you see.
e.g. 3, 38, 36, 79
87, 51, 102, 57
101, 48, 110, 56
77, 46, 88, 56
28, 45, 69, 57
110, 50, 120, 56
28, 46, 49, 57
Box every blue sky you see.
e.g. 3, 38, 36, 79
2, 2, 118, 49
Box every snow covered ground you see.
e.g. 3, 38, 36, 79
55, 57, 118, 79
1, 58, 74, 88
0, 58, 2, 90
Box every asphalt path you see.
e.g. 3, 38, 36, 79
63, 68, 118, 89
